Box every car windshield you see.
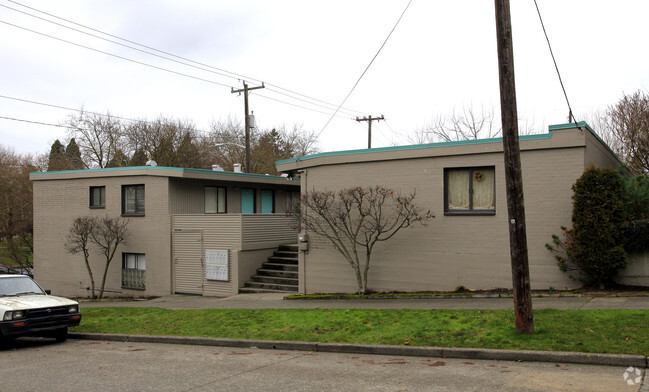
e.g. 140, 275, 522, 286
0, 276, 46, 297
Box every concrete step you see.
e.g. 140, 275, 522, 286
262, 262, 298, 272
268, 256, 298, 265
238, 287, 296, 294
273, 250, 298, 258
249, 275, 298, 285
278, 244, 299, 252
243, 281, 298, 292
257, 269, 298, 279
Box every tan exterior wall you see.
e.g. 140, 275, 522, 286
285, 126, 622, 294
32, 175, 172, 298
172, 214, 295, 296
169, 178, 298, 214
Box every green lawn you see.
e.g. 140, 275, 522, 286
74, 308, 649, 355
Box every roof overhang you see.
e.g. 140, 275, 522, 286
30, 166, 300, 186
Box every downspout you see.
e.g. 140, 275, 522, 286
298, 169, 307, 294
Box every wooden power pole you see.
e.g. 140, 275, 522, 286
231, 81, 265, 173
494, 0, 534, 334
355, 115, 384, 149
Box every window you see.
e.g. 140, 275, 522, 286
122, 253, 145, 290
122, 185, 145, 216
89, 186, 105, 208
444, 167, 495, 215
261, 190, 274, 214
205, 186, 227, 213
285, 191, 300, 213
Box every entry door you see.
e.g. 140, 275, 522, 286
173, 230, 203, 295
241, 188, 255, 214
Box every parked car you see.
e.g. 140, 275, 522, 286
0, 264, 19, 274
0, 274, 81, 342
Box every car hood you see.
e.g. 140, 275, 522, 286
0, 295, 78, 311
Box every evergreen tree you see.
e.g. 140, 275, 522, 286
105, 150, 129, 168
130, 148, 148, 166
47, 140, 67, 171
65, 138, 85, 169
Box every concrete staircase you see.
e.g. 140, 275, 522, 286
239, 244, 298, 293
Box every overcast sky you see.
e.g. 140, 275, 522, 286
1, 0, 648, 157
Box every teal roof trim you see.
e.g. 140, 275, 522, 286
30, 165, 298, 181
548, 121, 593, 133
276, 132, 553, 166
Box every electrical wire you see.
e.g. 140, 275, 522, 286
0, 94, 209, 134
316, 0, 413, 139
532, 0, 576, 123
4, 0, 366, 118
0, 20, 236, 89
0, 115, 67, 128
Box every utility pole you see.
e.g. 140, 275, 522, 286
355, 115, 384, 149
494, 0, 534, 334
231, 81, 264, 173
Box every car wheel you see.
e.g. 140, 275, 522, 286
54, 328, 68, 342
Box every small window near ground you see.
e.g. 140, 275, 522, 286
122, 184, 145, 216
122, 253, 145, 290
444, 167, 495, 215
205, 186, 227, 213
89, 186, 105, 208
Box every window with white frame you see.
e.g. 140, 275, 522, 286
122, 184, 145, 216
205, 186, 227, 213
444, 166, 495, 215
89, 186, 105, 208
122, 253, 145, 290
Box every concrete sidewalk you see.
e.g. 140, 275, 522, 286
79, 292, 649, 310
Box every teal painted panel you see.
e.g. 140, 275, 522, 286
261, 190, 274, 214
241, 189, 255, 214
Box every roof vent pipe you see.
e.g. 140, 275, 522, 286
233, 163, 243, 173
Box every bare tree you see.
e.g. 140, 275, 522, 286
410, 105, 537, 144
65, 110, 124, 168
0, 146, 36, 275
290, 186, 434, 294
208, 119, 320, 174
604, 90, 649, 174
65, 216, 129, 299
90, 216, 129, 299
65, 216, 98, 299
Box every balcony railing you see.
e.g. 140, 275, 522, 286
122, 269, 145, 290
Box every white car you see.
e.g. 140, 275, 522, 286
0, 274, 81, 342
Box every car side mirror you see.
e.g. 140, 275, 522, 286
45, 289, 51, 295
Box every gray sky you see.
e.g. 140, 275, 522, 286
1, 0, 648, 156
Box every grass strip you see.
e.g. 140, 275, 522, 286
74, 308, 649, 355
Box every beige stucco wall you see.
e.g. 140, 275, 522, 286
32, 175, 172, 298
289, 126, 622, 293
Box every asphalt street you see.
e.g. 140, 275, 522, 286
0, 338, 643, 392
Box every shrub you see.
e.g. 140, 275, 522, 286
547, 167, 626, 288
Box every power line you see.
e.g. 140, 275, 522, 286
0, 115, 67, 128
4, 0, 366, 118
316, 0, 413, 139
0, 94, 209, 134
533, 0, 576, 123
0, 19, 235, 89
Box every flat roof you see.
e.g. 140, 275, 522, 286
30, 165, 300, 186
277, 122, 595, 167
275, 121, 621, 171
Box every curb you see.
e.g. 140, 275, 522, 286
69, 332, 647, 368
